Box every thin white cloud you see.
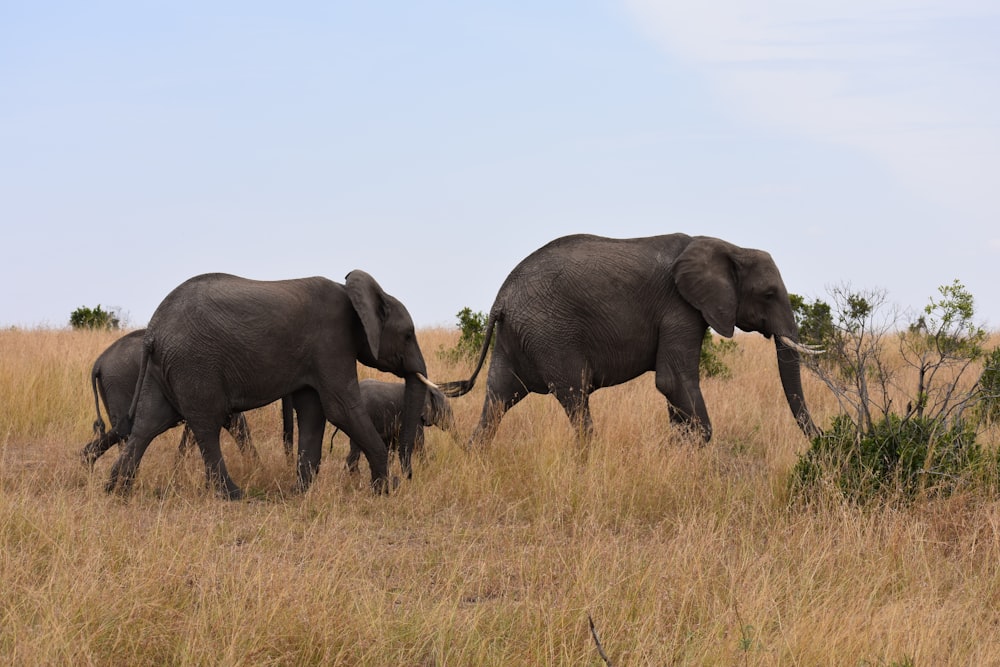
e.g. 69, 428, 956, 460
624, 0, 1000, 225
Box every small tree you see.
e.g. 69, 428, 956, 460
439, 307, 490, 364
898, 279, 988, 422
791, 281, 992, 502
789, 293, 836, 348
69, 304, 122, 331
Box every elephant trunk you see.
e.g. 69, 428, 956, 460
775, 338, 821, 438
398, 374, 429, 479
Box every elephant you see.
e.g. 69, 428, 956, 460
104, 270, 435, 499
80, 329, 262, 466
440, 233, 821, 444
342, 379, 454, 473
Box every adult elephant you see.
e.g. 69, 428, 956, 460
105, 270, 435, 499
440, 233, 821, 444
80, 329, 262, 466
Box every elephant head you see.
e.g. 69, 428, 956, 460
346, 270, 432, 476
674, 236, 820, 437
422, 384, 454, 432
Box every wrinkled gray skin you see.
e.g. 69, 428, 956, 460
344, 379, 454, 473
441, 233, 819, 443
80, 330, 258, 466
105, 270, 430, 499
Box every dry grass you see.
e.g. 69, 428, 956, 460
2, 327, 1000, 665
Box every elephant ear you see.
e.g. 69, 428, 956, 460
674, 237, 739, 338
345, 270, 387, 358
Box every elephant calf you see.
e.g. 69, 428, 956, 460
343, 379, 453, 473
81, 330, 258, 466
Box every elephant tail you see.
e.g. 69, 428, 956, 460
91, 365, 107, 436
438, 311, 498, 398
121, 335, 153, 437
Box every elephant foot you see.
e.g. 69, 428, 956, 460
210, 472, 244, 501
399, 455, 413, 480
104, 477, 132, 496
370, 475, 397, 495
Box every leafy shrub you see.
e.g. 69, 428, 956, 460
791, 281, 993, 504
791, 414, 982, 503
977, 347, 1000, 424
69, 304, 121, 331
789, 293, 835, 348
438, 307, 490, 364
700, 330, 738, 379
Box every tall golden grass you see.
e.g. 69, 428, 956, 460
2, 327, 1000, 665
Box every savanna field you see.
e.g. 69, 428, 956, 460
4, 327, 1000, 665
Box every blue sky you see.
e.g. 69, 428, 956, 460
3, 1, 998, 330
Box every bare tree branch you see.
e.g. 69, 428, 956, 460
588, 614, 613, 667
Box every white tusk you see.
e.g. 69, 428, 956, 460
416, 372, 439, 389
779, 335, 824, 356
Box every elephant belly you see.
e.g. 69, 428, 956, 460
591, 358, 655, 390
501, 297, 659, 393
532, 335, 656, 392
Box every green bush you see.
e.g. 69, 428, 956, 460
791, 414, 982, 503
439, 307, 490, 364
789, 293, 835, 348
791, 281, 993, 504
69, 304, 121, 331
700, 329, 738, 379
979, 347, 1000, 424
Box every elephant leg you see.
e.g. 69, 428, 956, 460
345, 420, 394, 473
185, 421, 242, 500
470, 392, 519, 446
471, 361, 529, 446
176, 425, 196, 456
345, 439, 362, 474
414, 426, 427, 462
347, 418, 391, 492
553, 386, 595, 442
281, 397, 295, 463
292, 387, 326, 491
224, 413, 258, 460
105, 386, 181, 495
105, 433, 156, 496
654, 364, 712, 441
81, 428, 124, 468
320, 389, 390, 493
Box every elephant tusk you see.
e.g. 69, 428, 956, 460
779, 335, 824, 356
416, 372, 439, 389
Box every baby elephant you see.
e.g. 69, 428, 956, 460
81, 330, 257, 466
344, 379, 453, 473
